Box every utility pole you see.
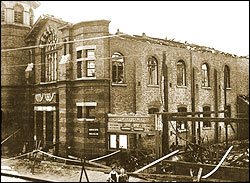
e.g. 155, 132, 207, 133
162, 51, 169, 154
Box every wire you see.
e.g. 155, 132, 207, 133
1, 34, 126, 52
1, 53, 144, 69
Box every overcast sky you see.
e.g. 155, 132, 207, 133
34, 1, 249, 56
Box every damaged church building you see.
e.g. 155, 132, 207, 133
1, 1, 249, 160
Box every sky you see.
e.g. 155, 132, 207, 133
34, 1, 249, 56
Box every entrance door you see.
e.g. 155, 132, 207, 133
36, 111, 44, 145
46, 111, 53, 147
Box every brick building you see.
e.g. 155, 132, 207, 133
1, 1, 249, 159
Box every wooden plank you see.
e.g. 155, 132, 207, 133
133, 150, 179, 173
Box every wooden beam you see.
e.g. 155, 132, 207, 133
164, 117, 249, 123
159, 110, 226, 116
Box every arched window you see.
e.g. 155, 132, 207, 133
224, 65, 230, 88
112, 52, 125, 83
14, 4, 24, 24
29, 8, 34, 26
1, 2, 6, 22
148, 108, 159, 114
202, 63, 210, 87
40, 27, 58, 82
177, 60, 186, 86
147, 56, 158, 85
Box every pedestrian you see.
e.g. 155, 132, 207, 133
118, 168, 129, 182
107, 165, 118, 182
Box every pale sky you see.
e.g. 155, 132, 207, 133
34, 1, 249, 56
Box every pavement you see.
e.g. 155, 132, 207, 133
1, 157, 146, 182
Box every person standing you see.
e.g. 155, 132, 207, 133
118, 168, 129, 182
107, 166, 118, 182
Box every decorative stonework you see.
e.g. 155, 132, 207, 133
35, 92, 56, 103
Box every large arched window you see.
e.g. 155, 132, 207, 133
177, 60, 186, 86
224, 65, 230, 88
40, 27, 58, 82
14, 4, 24, 24
112, 52, 125, 83
202, 63, 210, 87
147, 56, 158, 85
1, 2, 6, 22
29, 8, 34, 26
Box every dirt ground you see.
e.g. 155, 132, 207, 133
1, 157, 146, 182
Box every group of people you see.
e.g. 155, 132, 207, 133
106, 166, 129, 182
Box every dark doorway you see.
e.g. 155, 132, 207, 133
46, 111, 53, 147
36, 111, 43, 145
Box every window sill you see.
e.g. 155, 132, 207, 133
76, 57, 96, 61
147, 85, 159, 88
177, 85, 187, 89
201, 86, 211, 90
203, 127, 212, 130
178, 129, 187, 133
40, 81, 57, 85
77, 118, 95, 122
76, 77, 96, 80
112, 83, 127, 87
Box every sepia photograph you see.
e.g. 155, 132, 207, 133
1, 1, 249, 182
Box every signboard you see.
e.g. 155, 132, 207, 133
107, 114, 154, 133
88, 123, 100, 137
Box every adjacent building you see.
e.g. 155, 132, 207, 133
1, 1, 249, 159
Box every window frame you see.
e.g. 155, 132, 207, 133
177, 60, 186, 86
147, 56, 158, 85
40, 29, 58, 83
76, 46, 96, 79
109, 134, 128, 150
13, 4, 24, 24
112, 52, 125, 84
224, 65, 230, 89
177, 107, 187, 131
201, 63, 210, 87
203, 106, 211, 128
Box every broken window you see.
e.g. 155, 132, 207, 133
224, 65, 230, 88
112, 52, 125, 84
203, 106, 211, 127
148, 56, 158, 85
14, 4, 24, 24
202, 63, 210, 87
177, 107, 187, 130
177, 60, 186, 86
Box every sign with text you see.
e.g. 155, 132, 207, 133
88, 123, 100, 137
107, 114, 154, 133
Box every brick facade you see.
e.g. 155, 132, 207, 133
2, 2, 249, 158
